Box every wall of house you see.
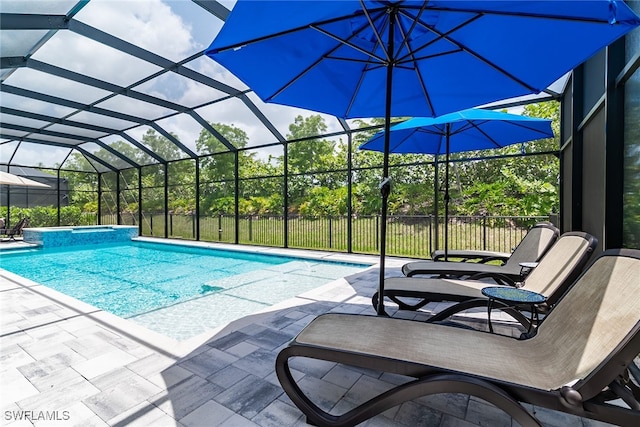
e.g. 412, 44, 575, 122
561, 3, 640, 251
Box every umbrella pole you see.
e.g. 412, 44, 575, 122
434, 157, 439, 254
444, 126, 451, 262
376, 7, 396, 317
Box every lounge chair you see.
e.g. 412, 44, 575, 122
402, 222, 560, 284
428, 222, 558, 264
373, 232, 597, 332
276, 249, 640, 427
0, 217, 29, 241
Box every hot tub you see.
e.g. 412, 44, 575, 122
23, 225, 138, 247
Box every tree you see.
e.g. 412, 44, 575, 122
196, 123, 283, 215
351, 117, 436, 215
455, 102, 561, 217
282, 115, 348, 212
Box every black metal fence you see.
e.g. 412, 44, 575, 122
107, 213, 549, 259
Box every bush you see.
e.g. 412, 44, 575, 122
1, 206, 96, 227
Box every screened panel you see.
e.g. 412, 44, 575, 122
74, 0, 223, 62
624, 67, 640, 248
237, 176, 284, 247
0, 92, 77, 119
69, 110, 140, 131
5, 68, 112, 104
124, 126, 189, 161
96, 95, 174, 121
195, 98, 279, 148
11, 142, 71, 169
99, 135, 159, 167
288, 171, 348, 251
135, 73, 229, 107
0, 30, 49, 56
80, 142, 136, 170
31, 30, 162, 86
0, 113, 50, 129
140, 163, 166, 237
45, 123, 108, 140
167, 159, 196, 239
199, 179, 235, 243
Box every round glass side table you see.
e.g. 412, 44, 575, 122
481, 287, 546, 335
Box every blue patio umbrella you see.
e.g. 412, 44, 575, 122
206, 0, 640, 315
359, 108, 554, 261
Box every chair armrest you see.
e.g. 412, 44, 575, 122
467, 272, 519, 287
431, 249, 511, 264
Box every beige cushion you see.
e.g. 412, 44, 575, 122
296, 255, 639, 395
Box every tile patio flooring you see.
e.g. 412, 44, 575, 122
0, 239, 617, 427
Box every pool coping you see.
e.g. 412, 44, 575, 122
1, 238, 400, 358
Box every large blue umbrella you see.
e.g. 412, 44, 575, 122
359, 108, 554, 261
206, 0, 640, 315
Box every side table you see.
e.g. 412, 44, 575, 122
481, 287, 546, 336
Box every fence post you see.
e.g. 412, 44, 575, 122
249, 216, 253, 241
218, 214, 223, 241
150, 213, 153, 236
428, 215, 433, 256
169, 214, 173, 237
192, 213, 196, 238
375, 215, 379, 251
329, 217, 333, 249
482, 214, 487, 251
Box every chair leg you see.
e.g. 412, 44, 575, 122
276, 349, 543, 427
428, 298, 534, 335
372, 291, 433, 312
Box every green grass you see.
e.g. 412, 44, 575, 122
143, 214, 539, 259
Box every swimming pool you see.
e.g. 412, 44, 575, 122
0, 241, 370, 340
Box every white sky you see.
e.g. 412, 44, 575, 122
1, 0, 561, 169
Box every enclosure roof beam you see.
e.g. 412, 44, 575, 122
192, 1, 230, 21
0, 134, 116, 172
0, 84, 150, 125
67, 20, 243, 96
117, 132, 166, 165
1, 122, 139, 168
188, 112, 236, 152
0, 106, 120, 135
148, 123, 198, 159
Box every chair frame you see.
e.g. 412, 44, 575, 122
402, 222, 560, 284
276, 249, 640, 427
0, 217, 29, 241
375, 232, 598, 333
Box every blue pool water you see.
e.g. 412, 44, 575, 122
0, 241, 369, 340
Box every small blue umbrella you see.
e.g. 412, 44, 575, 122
360, 108, 554, 261
207, 0, 640, 315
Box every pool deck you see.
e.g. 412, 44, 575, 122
0, 238, 614, 427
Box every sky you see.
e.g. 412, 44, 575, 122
1, 0, 564, 171
1, 0, 349, 169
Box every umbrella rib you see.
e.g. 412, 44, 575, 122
422, 4, 619, 25
359, 0, 391, 63
454, 119, 553, 149
311, 25, 386, 64
399, 9, 541, 92
211, 6, 383, 53
267, 12, 387, 103
393, 6, 437, 115
390, 1, 428, 61
463, 120, 504, 148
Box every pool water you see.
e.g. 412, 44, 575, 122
0, 241, 369, 340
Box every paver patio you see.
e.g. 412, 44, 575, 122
0, 240, 617, 426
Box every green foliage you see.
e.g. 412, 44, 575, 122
39, 103, 560, 224
3, 206, 95, 227
299, 187, 348, 216
206, 196, 236, 215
